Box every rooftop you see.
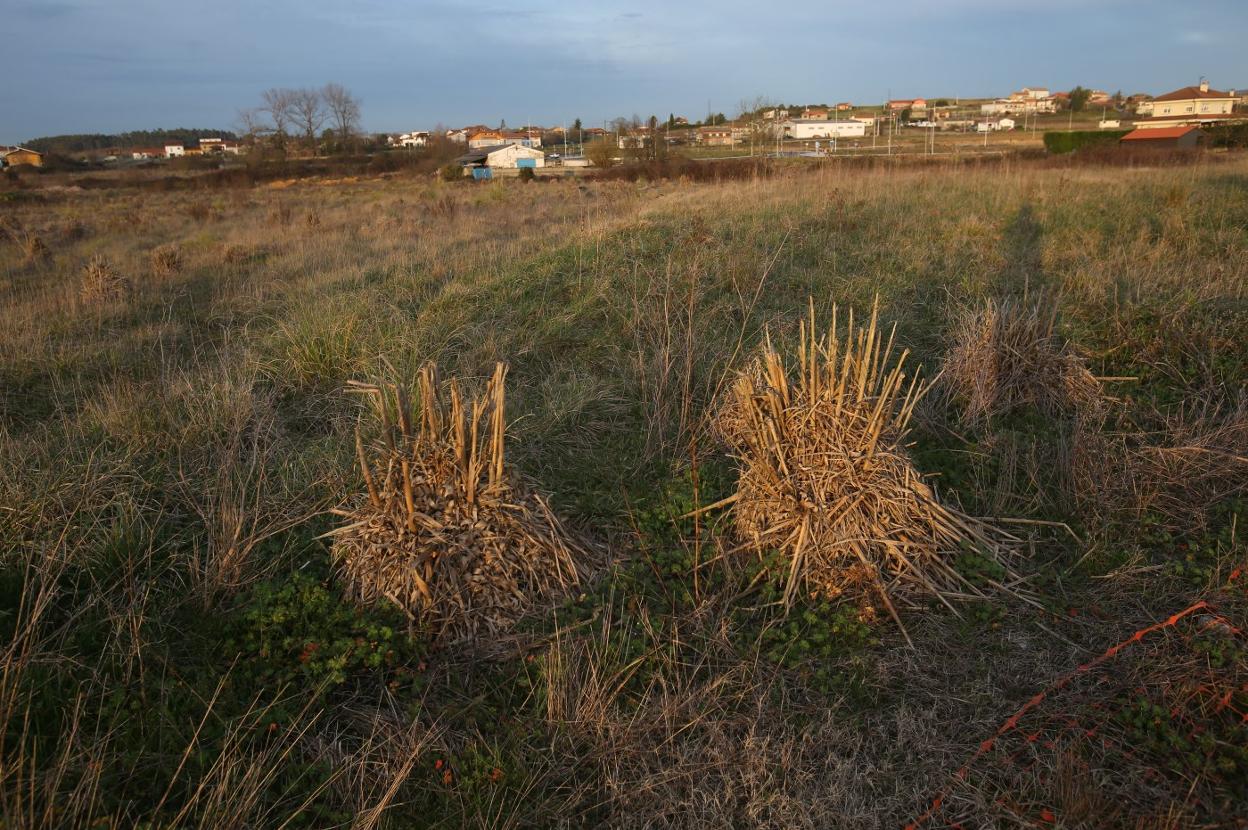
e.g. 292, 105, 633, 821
1121, 126, 1202, 141
1154, 84, 1233, 102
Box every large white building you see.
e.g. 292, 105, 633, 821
780, 119, 867, 140
456, 143, 546, 170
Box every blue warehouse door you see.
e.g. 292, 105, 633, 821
516, 158, 537, 169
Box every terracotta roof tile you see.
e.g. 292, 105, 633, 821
1154, 85, 1233, 102
1121, 126, 1201, 140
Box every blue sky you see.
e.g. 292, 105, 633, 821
1, 0, 1245, 142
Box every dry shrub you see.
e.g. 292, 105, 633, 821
305, 209, 321, 229
331, 363, 592, 644
941, 295, 1101, 424
1073, 398, 1248, 531
150, 243, 183, 277
80, 255, 128, 302
716, 300, 1017, 628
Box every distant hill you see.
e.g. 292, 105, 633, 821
23, 129, 239, 155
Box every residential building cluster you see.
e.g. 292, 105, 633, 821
4, 79, 1245, 173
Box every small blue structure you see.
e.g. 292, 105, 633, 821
472, 167, 493, 180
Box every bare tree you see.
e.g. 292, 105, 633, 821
739, 96, 776, 156
260, 88, 296, 142
322, 83, 361, 146
291, 88, 326, 151
234, 107, 270, 146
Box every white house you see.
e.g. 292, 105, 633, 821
164, 144, 185, 158
781, 119, 867, 140
398, 131, 429, 148
976, 118, 1015, 132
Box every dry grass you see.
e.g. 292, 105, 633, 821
941, 294, 1102, 424
6, 227, 51, 267
1074, 397, 1248, 531
331, 363, 593, 644
426, 192, 457, 219
714, 299, 1019, 634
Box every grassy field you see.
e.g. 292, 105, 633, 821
2, 154, 1247, 828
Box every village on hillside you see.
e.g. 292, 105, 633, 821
4, 79, 1246, 174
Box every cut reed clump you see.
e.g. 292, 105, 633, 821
80, 255, 128, 301
150, 243, 184, 278
714, 299, 1018, 631
941, 295, 1101, 424
330, 363, 592, 644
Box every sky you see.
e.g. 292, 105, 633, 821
1, 0, 1246, 142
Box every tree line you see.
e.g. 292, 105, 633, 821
21, 129, 238, 155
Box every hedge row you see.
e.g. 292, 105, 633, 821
1208, 122, 1248, 149
1043, 130, 1130, 154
